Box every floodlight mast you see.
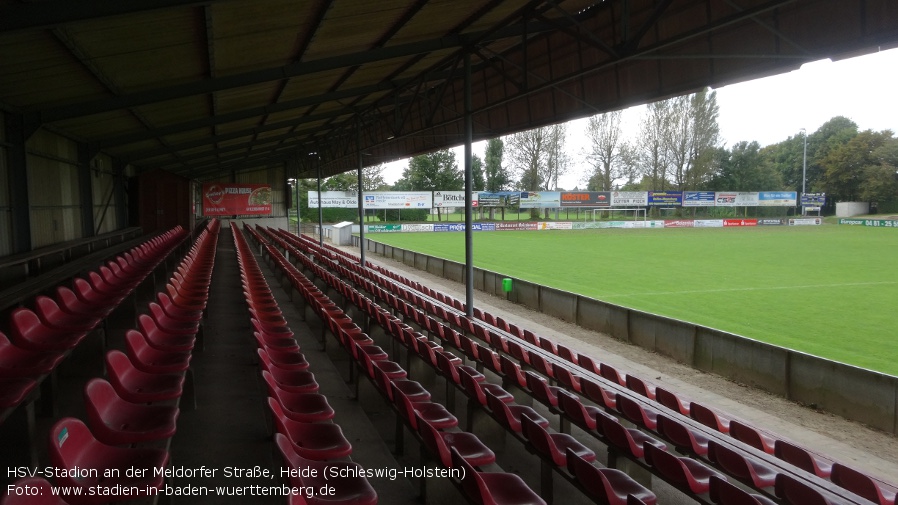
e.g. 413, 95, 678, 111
800, 127, 807, 215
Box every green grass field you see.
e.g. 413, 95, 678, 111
367, 226, 898, 375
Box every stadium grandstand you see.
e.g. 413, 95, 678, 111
2, 1, 897, 504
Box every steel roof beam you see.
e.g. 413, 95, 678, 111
0, 0, 233, 33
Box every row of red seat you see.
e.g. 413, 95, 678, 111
2, 220, 219, 505
0, 226, 189, 424
234, 224, 377, 505
248, 226, 556, 505
273, 228, 895, 505
258, 227, 663, 505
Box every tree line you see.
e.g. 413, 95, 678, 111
297, 88, 897, 221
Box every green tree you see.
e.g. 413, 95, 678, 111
393, 149, 462, 221
709, 141, 783, 191
821, 129, 893, 202
321, 164, 387, 192
471, 154, 485, 192
584, 110, 626, 191
484, 138, 509, 192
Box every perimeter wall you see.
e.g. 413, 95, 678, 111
358, 236, 898, 435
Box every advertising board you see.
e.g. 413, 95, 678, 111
758, 219, 785, 226
664, 220, 694, 228
715, 192, 759, 206
694, 219, 724, 228
838, 219, 898, 227
495, 222, 538, 231
788, 218, 822, 226
519, 191, 560, 209
433, 191, 478, 208
401, 224, 434, 232
682, 191, 715, 207
758, 191, 797, 206
365, 224, 402, 233
308, 191, 358, 208
559, 191, 610, 207
610, 191, 648, 206
648, 191, 683, 207
538, 221, 573, 230
478, 192, 521, 207
723, 219, 758, 227
203, 183, 272, 216
362, 191, 432, 209
801, 193, 826, 207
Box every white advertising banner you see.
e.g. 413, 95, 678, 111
307, 191, 358, 208
401, 223, 435, 232
610, 191, 648, 206
433, 191, 478, 208
788, 218, 823, 226
537, 221, 573, 230
694, 219, 725, 228
715, 192, 759, 206
362, 191, 432, 209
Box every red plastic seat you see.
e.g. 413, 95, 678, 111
486, 390, 549, 433
773, 440, 833, 478
125, 330, 191, 374
656, 387, 691, 415
566, 450, 657, 505
263, 372, 334, 423
1, 477, 69, 505
0, 377, 37, 408
83, 378, 179, 445
499, 355, 527, 388
775, 474, 837, 505
557, 389, 602, 431
375, 368, 431, 403
417, 414, 495, 468
596, 410, 665, 460
48, 418, 168, 504
259, 347, 310, 371
392, 382, 458, 430
644, 443, 724, 495
34, 295, 100, 331
9, 308, 86, 352
105, 350, 184, 403
156, 292, 203, 321
577, 354, 601, 374
581, 377, 617, 409
451, 447, 547, 505
525, 371, 561, 408
691, 402, 731, 433
553, 366, 582, 392
259, 354, 319, 393
137, 315, 196, 352
55, 286, 112, 318
268, 398, 351, 460
556, 344, 577, 364
149, 303, 200, 335
708, 440, 778, 489
459, 366, 514, 406
274, 433, 378, 505
521, 414, 595, 467
656, 414, 711, 456
529, 353, 555, 379
616, 394, 659, 430
0, 331, 65, 377
600, 362, 627, 386
709, 475, 778, 505
730, 420, 776, 454
625, 375, 657, 400
831, 463, 897, 505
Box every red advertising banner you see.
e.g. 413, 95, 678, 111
202, 183, 272, 216
664, 220, 694, 228
723, 219, 758, 227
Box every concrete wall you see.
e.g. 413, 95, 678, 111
836, 202, 870, 217
361, 237, 898, 434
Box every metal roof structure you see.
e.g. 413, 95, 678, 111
2, 0, 896, 181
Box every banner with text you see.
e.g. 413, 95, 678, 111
649, 191, 683, 207
559, 191, 611, 207
363, 191, 432, 209
433, 191, 478, 208
519, 191, 561, 209
478, 192, 521, 207
203, 183, 272, 216
308, 191, 358, 208
610, 191, 648, 206
715, 192, 759, 207
759, 191, 797, 206
682, 191, 715, 207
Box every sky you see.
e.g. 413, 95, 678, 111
382, 46, 898, 189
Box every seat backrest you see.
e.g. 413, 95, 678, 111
775, 474, 834, 505
450, 447, 484, 503
774, 439, 831, 477
656, 387, 689, 415
600, 362, 625, 385
730, 420, 773, 453
708, 440, 754, 482
556, 344, 576, 363
691, 402, 729, 432
710, 475, 768, 505
625, 375, 655, 399
48, 418, 98, 482
616, 394, 652, 428
267, 397, 291, 437
644, 443, 686, 482
529, 353, 554, 377
390, 383, 417, 429
485, 390, 513, 429
831, 463, 890, 505
525, 371, 555, 405
458, 366, 486, 404
581, 377, 615, 409
520, 414, 554, 458
416, 413, 450, 467
83, 378, 120, 420
499, 355, 525, 387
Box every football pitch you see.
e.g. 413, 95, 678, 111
365, 225, 898, 376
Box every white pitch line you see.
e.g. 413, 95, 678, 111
603, 281, 898, 298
